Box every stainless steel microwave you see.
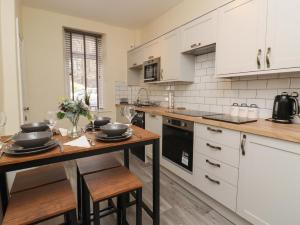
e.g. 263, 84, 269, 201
143, 57, 160, 82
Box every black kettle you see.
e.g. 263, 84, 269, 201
272, 92, 299, 123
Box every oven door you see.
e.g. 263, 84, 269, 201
162, 124, 193, 172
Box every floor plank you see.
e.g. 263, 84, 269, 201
35, 152, 234, 225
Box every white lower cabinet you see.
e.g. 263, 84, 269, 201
237, 133, 300, 225
145, 113, 162, 159
193, 123, 240, 211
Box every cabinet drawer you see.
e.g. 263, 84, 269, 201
194, 137, 239, 167
194, 153, 238, 186
194, 168, 237, 211
195, 124, 240, 149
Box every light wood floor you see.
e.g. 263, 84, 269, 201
31, 152, 234, 225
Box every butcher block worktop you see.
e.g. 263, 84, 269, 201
117, 104, 300, 144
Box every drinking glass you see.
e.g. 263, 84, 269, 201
90, 107, 99, 129
123, 106, 137, 124
47, 111, 57, 131
0, 112, 7, 147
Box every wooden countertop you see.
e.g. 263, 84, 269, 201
116, 104, 300, 144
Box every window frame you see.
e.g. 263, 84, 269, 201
63, 28, 103, 109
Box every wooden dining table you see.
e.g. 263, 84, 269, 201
0, 126, 160, 225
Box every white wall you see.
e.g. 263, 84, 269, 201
140, 0, 231, 42
0, 0, 22, 134
21, 6, 137, 123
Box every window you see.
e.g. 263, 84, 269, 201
64, 28, 103, 108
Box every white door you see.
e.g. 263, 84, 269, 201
237, 134, 300, 225
216, 0, 267, 76
143, 39, 161, 62
181, 10, 217, 53
160, 30, 180, 81
265, 0, 300, 70
145, 113, 162, 159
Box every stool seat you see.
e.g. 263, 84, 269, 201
76, 154, 121, 175
84, 166, 143, 202
10, 163, 67, 194
3, 180, 76, 225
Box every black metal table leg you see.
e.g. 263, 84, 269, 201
136, 188, 142, 225
124, 148, 129, 169
77, 167, 82, 220
123, 148, 130, 224
0, 172, 8, 216
152, 139, 160, 225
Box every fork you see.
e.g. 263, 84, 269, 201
58, 142, 64, 153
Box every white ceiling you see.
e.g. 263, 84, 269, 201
22, 0, 183, 29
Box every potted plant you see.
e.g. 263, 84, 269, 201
57, 97, 91, 138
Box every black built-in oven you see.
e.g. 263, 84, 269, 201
143, 57, 160, 82
162, 117, 194, 172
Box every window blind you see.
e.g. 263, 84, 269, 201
64, 29, 103, 108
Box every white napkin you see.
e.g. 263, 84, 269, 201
64, 135, 91, 148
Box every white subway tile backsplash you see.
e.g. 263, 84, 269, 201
116, 52, 300, 119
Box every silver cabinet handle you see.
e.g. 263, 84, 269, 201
150, 114, 156, 118
206, 159, 221, 168
205, 175, 220, 185
148, 56, 154, 59
257, 49, 262, 69
266, 47, 271, 68
207, 127, 222, 133
190, 43, 197, 48
206, 143, 222, 151
241, 134, 247, 156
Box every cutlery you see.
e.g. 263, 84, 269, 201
88, 138, 95, 146
1, 136, 12, 144
58, 142, 64, 153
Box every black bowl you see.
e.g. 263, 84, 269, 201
100, 124, 128, 137
12, 131, 53, 148
94, 117, 111, 127
21, 122, 49, 133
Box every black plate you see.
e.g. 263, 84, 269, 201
9, 140, 57, 152
96, 133, 132, 142
12, 131, 53, 148
100, 124, 129, 136
3, 141, 59, 156
96, 129, 132, 139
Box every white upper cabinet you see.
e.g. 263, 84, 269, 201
237, 134, 300, 225
181, 11, 217, 53
216, 0, 300, 77
127, 47, 144, 69
265, 0, 300, 70
143, 39, 161, 62
216, 0, 267, 77
160, 29, 194, 82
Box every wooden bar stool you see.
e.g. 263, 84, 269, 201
76, 154, 122, 220
2, 180, 77, 225
82, 166, 143, 225
10, 163, 67, 194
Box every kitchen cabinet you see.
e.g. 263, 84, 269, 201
216, 0, 300, 77
143, 39, 161, 62
265, 0, 300, 70
216, 0, 267, 77
160, 29, 195, 82
181, 10, 217, 54
193, 123, 240, 211
127, 47, 144, 69
145, 113, 162, 159
237, 133, 300, 225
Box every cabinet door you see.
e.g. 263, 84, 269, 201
237, 134, 300, 225
161, 30, 180, 81
143, 39, 161, 62
181, 11, 217, 53
127, 47, 143, 68
265, 0, 300, 70
216, 0, 267, 76
145, 113, 162, 158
